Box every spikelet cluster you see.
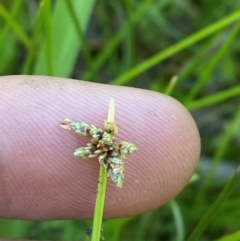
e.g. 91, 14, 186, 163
60, 119, 137, 188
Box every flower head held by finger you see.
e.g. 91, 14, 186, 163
60, 99, 137, 188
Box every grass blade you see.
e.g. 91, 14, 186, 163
186, 22, 240, 101
195, 105, 240, 206
170, 200, 185, 241
33, 0, 96, 77
21, 2, 45, 74
186, 85, 240, 110
82, 0, 156, 80
0, 3, 30, 48
186, 166, 240, 241
64, 0, 93, 72
215, 230, 240, 241
43, 0, 53, 75
111, 9, 240, 85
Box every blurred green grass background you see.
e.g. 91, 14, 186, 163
0, 0, 240, 240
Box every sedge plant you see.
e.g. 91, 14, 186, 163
60, 99, 137, 240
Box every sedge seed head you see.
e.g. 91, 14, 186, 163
60, 99, 137, 188
119, 141, 137, 157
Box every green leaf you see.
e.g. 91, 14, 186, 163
33, 0, 96, 77
111, 9, 240, 85
215, 230, 240, 241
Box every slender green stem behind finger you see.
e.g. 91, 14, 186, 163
186, 166, 240, 241
91, 165, 108, 241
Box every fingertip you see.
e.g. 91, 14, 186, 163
0, 75, 200, 219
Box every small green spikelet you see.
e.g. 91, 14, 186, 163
108, 166, 124, 188
107, 155, 124, 164
119, 141, 137, 157
71, 121, 91, 136
98, 132, 114, 147
89, 127, 104, 143
74, 147, 90, 158
104, 120, 118, 134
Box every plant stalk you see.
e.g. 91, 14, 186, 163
91, 99, 115, 241
186, 166, 240, 241
91, 165, 108, 241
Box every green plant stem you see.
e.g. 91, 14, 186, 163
44, 0, 53, 75
0, 0, 23, 49
65, 0, 93, 73
170, 200, 185, 241
91, 165, 108, 241
0, 3, 31, 48
111, 9, 240, 85
186, 22, 240, 102
186, 166, 240, 241
215, 230, 240, 241
22, 2, 45, 74
81, 0, 155, 81
195, 105, 240, 206
33, 0, 96, 77
165, 75, 178, 96
186, 85, 240, 110
91, 99, 114, 240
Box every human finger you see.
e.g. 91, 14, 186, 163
0, 75, 200, 220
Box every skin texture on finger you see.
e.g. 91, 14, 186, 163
0, 75, 200, 220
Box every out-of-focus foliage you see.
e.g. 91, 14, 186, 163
0, 0, 240, 240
